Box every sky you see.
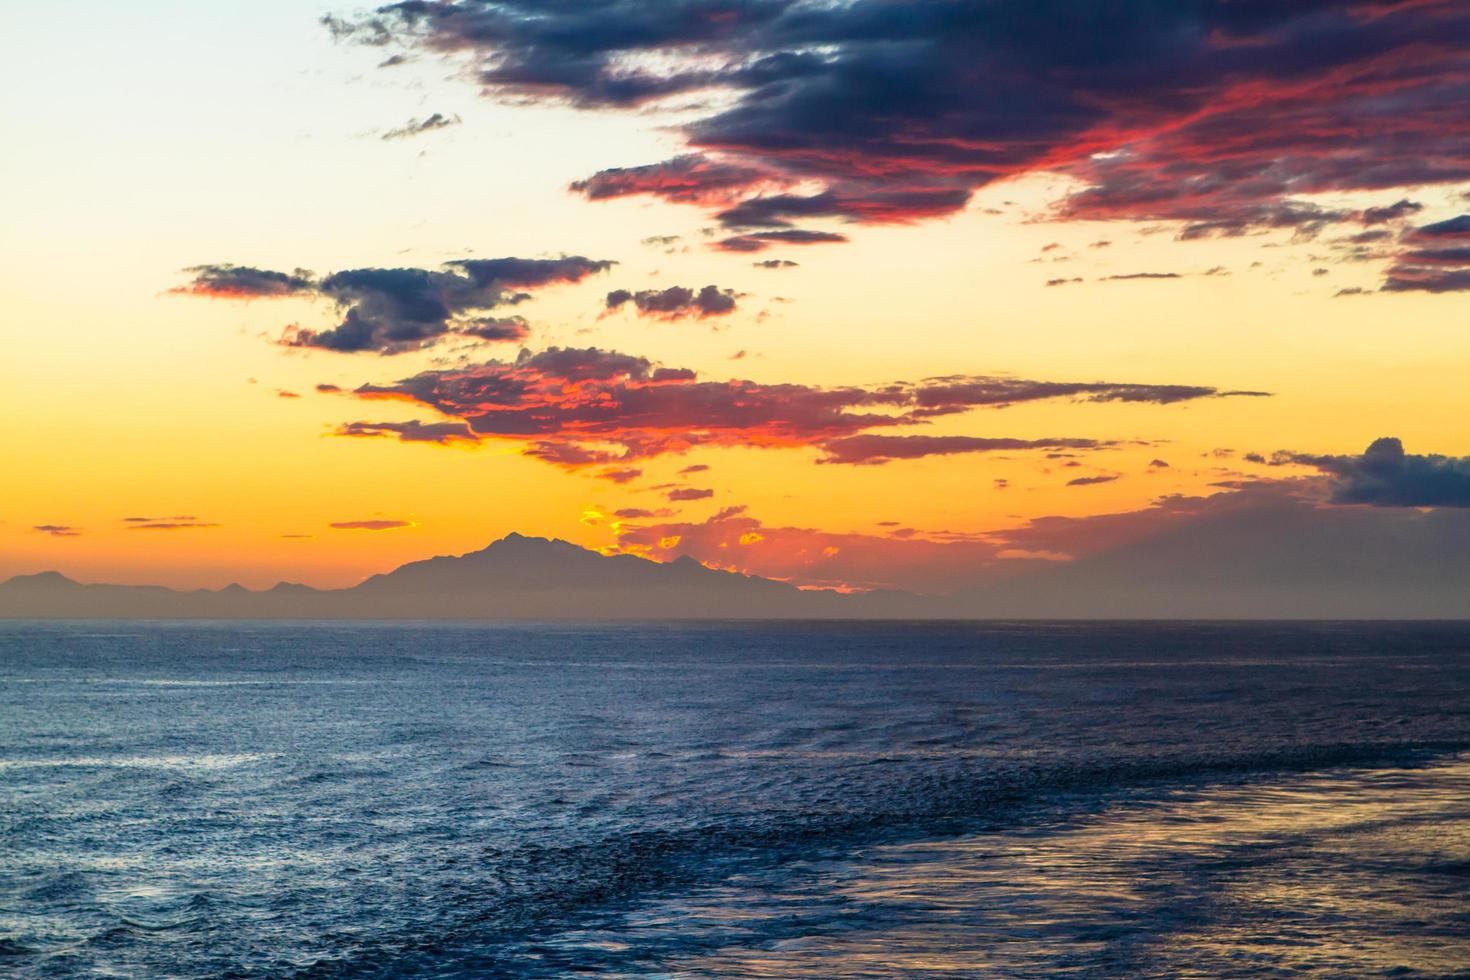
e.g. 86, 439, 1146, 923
2, 0, 1468, 595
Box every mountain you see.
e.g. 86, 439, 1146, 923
7, 509, 1470, 620
0, 535, 929, 620
953, 496, 1470, 619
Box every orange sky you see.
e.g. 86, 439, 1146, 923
2, 1, 1468, 593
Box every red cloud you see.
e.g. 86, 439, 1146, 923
612, 506, 1015, 594
570, 154, 784, 206
335, 346, 1256, 470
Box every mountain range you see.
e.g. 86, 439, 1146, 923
0, 534, 922, 620
4, 514, 1468, 619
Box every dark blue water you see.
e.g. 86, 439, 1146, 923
2, 621, 1469, 977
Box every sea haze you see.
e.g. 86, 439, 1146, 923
2, 621, 1469, 977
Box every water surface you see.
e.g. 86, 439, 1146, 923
2, 621, 1468, 977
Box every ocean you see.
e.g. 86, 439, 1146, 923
1, 621, 1468, 978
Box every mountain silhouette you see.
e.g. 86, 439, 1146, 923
0, 534, 926, 620
7, 508, 1470, 619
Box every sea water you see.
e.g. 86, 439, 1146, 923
2, 621, 1468, 977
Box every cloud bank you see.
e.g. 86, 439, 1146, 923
333, 0, 1470, 281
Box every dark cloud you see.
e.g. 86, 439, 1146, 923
336, 345, 1258, 469
605, 284, 738, 319
186, 256, 612, 354
172, 264, 314, 299
289, 257, 613, 352
598, 468, 643, 484
1067, 475, 1119, 487
381, 112, 461, 140
456, 316, 531, 342
1148, 459, 1170, 469
909, 378, 1259, 409
716, 188, 972, 229
712, 230, 849, 253
340, 0, 1470, 270
817, 435, 1112, 466
679, 463, 710, 475
1276, 437, 1470, 507
1357, 199, 1423, 225
1380, 215, 1470, 292
1046, 277, 1083, 287
32, 525, 81, 537
668, 487, 715, 501
338, 420, 479, 445
1100, 272, 1182, 282
753, 259, 798, 269
1410, 215, 1470, 240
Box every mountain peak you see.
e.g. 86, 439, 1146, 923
1, 571, 80, 589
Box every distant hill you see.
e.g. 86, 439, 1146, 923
7, 506, 1470, 620
0, 534, 929, 620
956, 496, 1470, 619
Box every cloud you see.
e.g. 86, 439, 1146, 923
678, 464, 710, 475
712, 230, 849, 253
1380, 215, 1470, 293
598, 467, 643, 484
613, 507, 675, 520
182, 256, 612, 354
1275, 437, 1470, 507
611, 485, 1339, 593
611, 504, 1014, 594
329, 520, 414, 530
381, 112, 461, 140
1066, 475, 1120, 487
336, 345, 1258, 468
456, 316, 531, 342
605, 284, 738, 319
32, 525, 81, 537
667, 487, 714, 501
1358, 199, 1424, 225
571, 154, 780, 205
817, 435, 1113, 466
600, 474, 1470, 604
338, 0, 1470, 273
124, 521, 221, 530
338, 420, 479, 445
171, 264, 314, 299
1410, 215, 1470, 240
1100, 272, 1182, 282
753, 259, 798, 269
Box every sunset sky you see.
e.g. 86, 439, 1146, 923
3, 0, 1468, 593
